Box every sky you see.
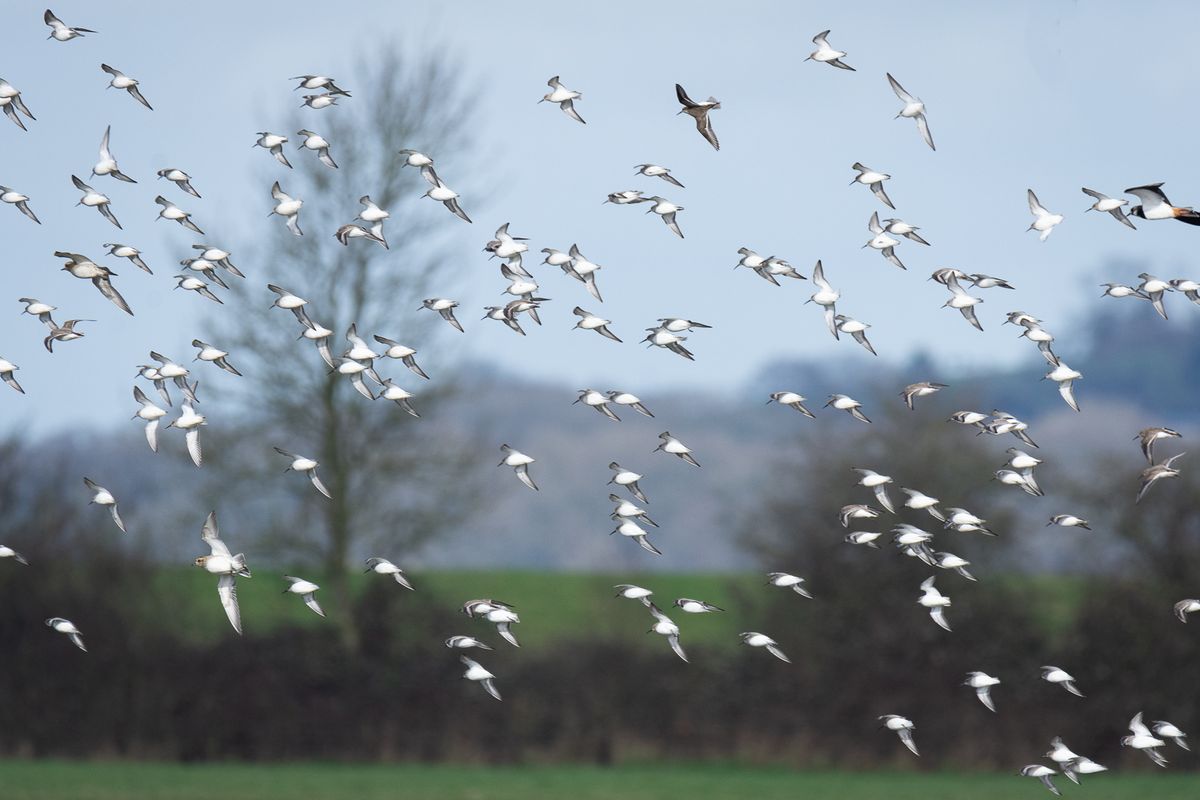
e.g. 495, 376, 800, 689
2, 0, 1199, 431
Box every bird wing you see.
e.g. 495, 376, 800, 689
1028, 189, 1048, 216
667, 633, 688, 662
929, 606, 951, 631
514, 463, 538, 491
915, 114, 935, 151
1081, 187, 1108, 201
218, 575, 242, 634
94, 276, 132, 315
482, 677, 502, 700
99, 125, 113, 161
886, 73, 915, 103
976, 686, 996, 712
695, 113, 720, 151
71, 174, 92, 192
185, 428, 202, 467
897, 728, 919, 756
309, 472, 332, 499
303, 593, 325, 617
202, 512, 229, 555
675, 83, 698, 108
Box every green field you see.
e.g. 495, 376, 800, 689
1, 762, 1195, 800
149, 568, 1088, 648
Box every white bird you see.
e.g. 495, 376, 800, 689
614, 584, 654, 605
71, 175, 121, 228
460, 656, 502, 700
645, 196, 684, 238
335, 359, 375, 400
879, 715, 918, 756
1175, 598, 1200, 623
1020, 765, 1061, 796
767, 391, 815, 418
131, 386, 166, 451
254, 132, 292, 168
193, 512, 251, 635
374, 336, 428, 380
964, 672, 1000, 712
191, 339, 241, 376
357, 195, 390, 244
154, 195, 203, 234
291, 75, 350, 94
44, 9, 95, 41
0, 356, 24, 394
561, 244, 604, 301
805, 30, 854, 70
45, 617, 87, 651
398, 148, 440, 185
274, 447, 332, 499
0, 545, 28, 565
174, 274, 223, 304
943, 273, 984, 331
1138, 272, 1173, 320
851, 163, 894, 209
886, 74, 934, 151
1040, 665, 1084, 697
301, 93, 339, 109
675, 598, 723, 614
836, 315, 877, 355
102, 243, 150, 274
445, 635, 490, 651
157, 167, 200, 198
0, 185, 39, 224
378, 379, 420, 417
917, 575, 951, 631
486, 606, 521, 647
540, 76, 585, 124
576, 389, 620, 421
499, 444, 537, 490
1082, 187, 1135, 229
739, 631, 790, 662
865, 211, 905, 270
1047, 514, 1090, 531
610, 494, 657, 527
1152, 721, 1189, 751
268, 284, 313, 327
826, 394, 871, 424
0, 78, 34, 130
83, 477, 124, 532
297, 129, 338, 168
92, 126, 135, 183
421, 171, 471, 223
168, 402, 206, 467
766, 572, 812, 598
1122, 712, 1169, 767
654, 432, 700, 467
647, 603, 687, 662
421, 297, 464, 332
364, 558, 413, 589
852, 468, 895, 513
269, 182, 304, 236
1027, 190, 1064, 241
612, 519, 662, 556
606, 391, 653, 418
882, 218, 930, 246
808, 260, 841, 339
635, 164, 684, 187
100, 64, 151, 109
283, 576, 325, 617
900, 488, 945, 522
608, 463, 649, 503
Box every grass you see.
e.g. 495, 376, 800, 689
147, 567, 1089, 649
1, 761, 1195, 800
147, 568, 767, 648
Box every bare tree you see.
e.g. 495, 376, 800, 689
202, 46, 481, 643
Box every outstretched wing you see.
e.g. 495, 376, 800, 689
202, 511, 229, 555
217, 574, 242, 634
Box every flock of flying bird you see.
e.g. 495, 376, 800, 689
0, 12, 1198, 791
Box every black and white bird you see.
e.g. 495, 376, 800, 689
282, 576, 325, 617
1127, 183, 1200, 225
499, 444, 538, 490
101, 64, 152, 109
45, 617, 87, 651
879, 715, 918, 756
805, 30, 854, 70
0, 185, 40, 223
540, 76, 585, 124
739, 631, 790, 662
460, 656, 502, 700
674, 83, 720, 150
274, 448, 332, 499
963, 672, 1000, 712
364, 558, 414, 590
1082, 187, 1135, 229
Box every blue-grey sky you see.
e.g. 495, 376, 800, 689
2, 0, 1197, 431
